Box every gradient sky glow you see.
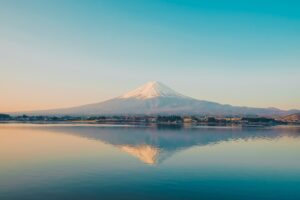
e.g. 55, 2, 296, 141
1, 0, 300, 112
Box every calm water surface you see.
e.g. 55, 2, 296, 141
0, 124, 300, 200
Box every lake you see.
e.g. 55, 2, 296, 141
0, 124, 300, 200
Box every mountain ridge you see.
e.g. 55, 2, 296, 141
119, 81, 190, 100
12, 81, 299, 117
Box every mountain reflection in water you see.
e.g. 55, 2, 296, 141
35, 125, 300, 165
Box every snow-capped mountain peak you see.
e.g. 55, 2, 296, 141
19, 81, 299, 117
119, 81, 187, 99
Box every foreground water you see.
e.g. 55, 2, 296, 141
0, 124, 300, 200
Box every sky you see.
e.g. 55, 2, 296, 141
1, 0, 300, 112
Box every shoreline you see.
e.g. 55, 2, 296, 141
1, 120, 299, 128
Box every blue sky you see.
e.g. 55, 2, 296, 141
0, 0, 299, 111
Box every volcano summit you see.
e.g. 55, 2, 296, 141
22, 81, 298, 116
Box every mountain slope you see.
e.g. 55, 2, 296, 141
19, 81, 298, 116
119, 81, 187, 99
280, 113, 300, 122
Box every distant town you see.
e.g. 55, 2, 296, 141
1, 113, 299, 126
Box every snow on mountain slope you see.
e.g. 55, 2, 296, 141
17, 81, 299, 116
119, 81, 189, 99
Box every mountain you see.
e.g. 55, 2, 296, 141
19, 81, 298, 116
280, 113, 300, 122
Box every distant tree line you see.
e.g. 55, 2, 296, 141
0, 114, 11, 120
0, 114, 292, 125
241, 117, 277, 123
156, 116, 183, 123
